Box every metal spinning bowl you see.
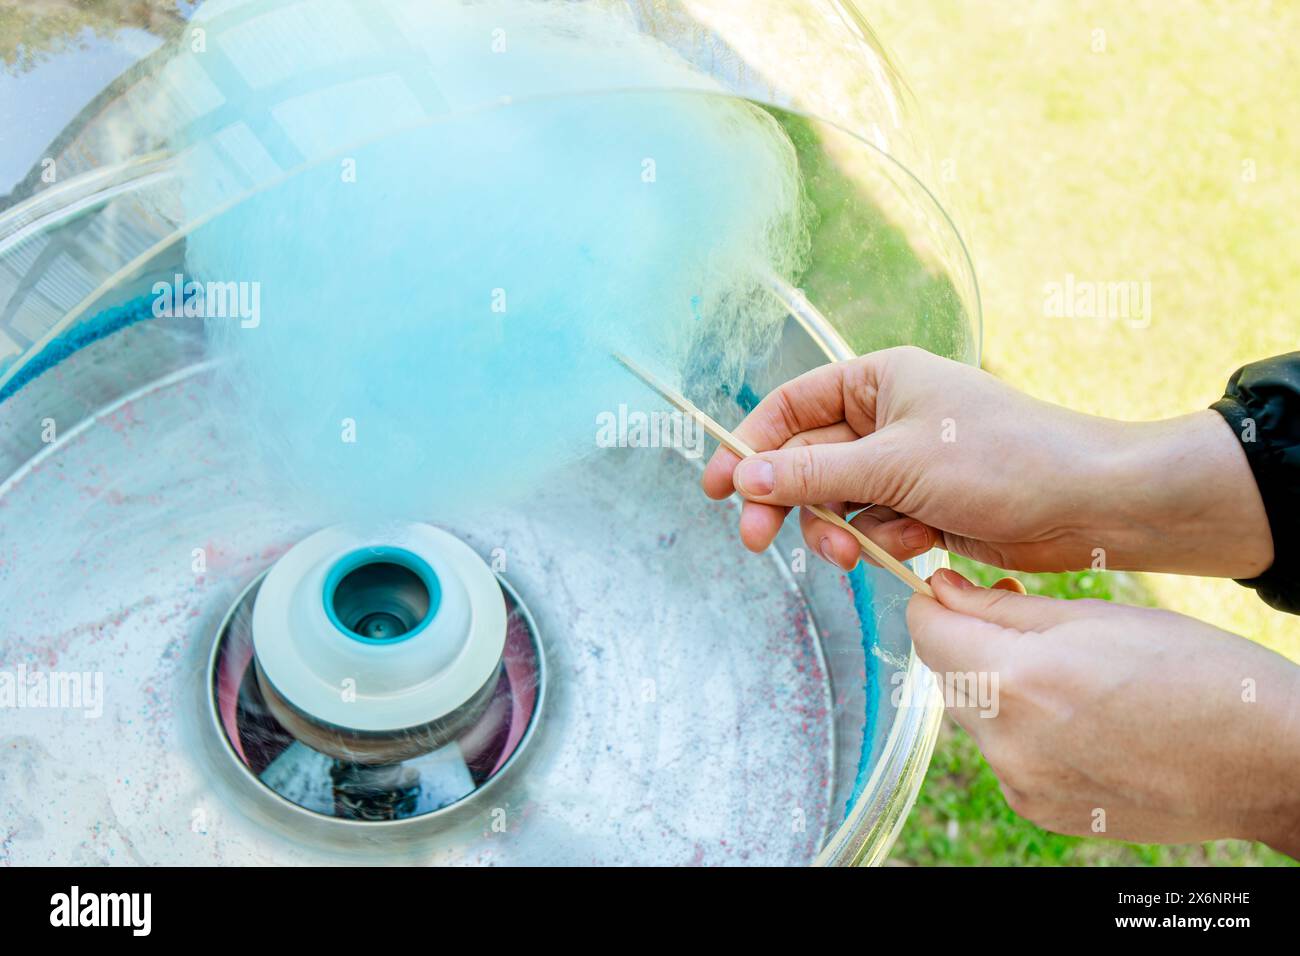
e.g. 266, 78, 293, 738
0, 0, 980, 867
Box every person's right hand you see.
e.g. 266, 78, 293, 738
701, 346, 1274, 578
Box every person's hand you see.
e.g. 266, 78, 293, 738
701, 346, 1273, 578
908, 569, 1300, 853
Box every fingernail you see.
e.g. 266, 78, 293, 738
900, 522, 930, 550
735, 459, 774, 496
936, 568, 974, 590
819, 536, 835, 565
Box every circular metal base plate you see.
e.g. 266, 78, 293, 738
209, 570, 543, 824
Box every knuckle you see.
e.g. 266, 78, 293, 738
880, 345, 929, 380
985, 584, 1017, 604
857, 431, 913, 506
769, 385, 803, 442
981, 588, 1019, 615
887, 344, 926, 363
790, 445, 819, 499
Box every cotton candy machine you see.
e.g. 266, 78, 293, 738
0, 0, 979, 866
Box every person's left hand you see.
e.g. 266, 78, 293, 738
908, 570, 1300, 855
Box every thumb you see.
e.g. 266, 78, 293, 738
928, 568, 1076, 631
731, 433, 898, 507
906, 570, 1074, 677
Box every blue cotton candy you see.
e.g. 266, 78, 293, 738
170, 0, 808, 523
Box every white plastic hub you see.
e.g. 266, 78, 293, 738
252, 523, 507, 732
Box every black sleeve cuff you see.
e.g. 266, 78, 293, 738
1211, 351, 1300, 614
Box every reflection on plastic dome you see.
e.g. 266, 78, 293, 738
0, 0, 977, 866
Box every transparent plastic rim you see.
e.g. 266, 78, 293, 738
772, 298, 946, 866
0, 87, 981, 393
0, 87, 971, 865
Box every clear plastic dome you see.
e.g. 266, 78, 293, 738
0, 0, 979, 866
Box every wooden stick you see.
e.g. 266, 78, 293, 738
614, 353, 935, 598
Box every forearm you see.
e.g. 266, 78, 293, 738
1087, 410, 1274, 578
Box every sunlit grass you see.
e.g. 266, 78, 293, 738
871, 1, 1298, 864
871, 0, 1299, 664
3, 0, 1292, 867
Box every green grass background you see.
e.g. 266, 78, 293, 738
2, 0, 1294, 867
865, 0, 1298, 865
